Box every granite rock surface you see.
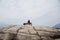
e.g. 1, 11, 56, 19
0, 25, 60, 40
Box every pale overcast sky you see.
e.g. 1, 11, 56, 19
0, 0, 60, 27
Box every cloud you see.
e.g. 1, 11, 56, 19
32, 8, 60, 26
0, 0, 59, 26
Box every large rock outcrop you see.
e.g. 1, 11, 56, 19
0, 25, 60, 40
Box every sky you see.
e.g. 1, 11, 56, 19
0, 0, 60, 27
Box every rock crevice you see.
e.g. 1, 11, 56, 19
0, 25, 60, 40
